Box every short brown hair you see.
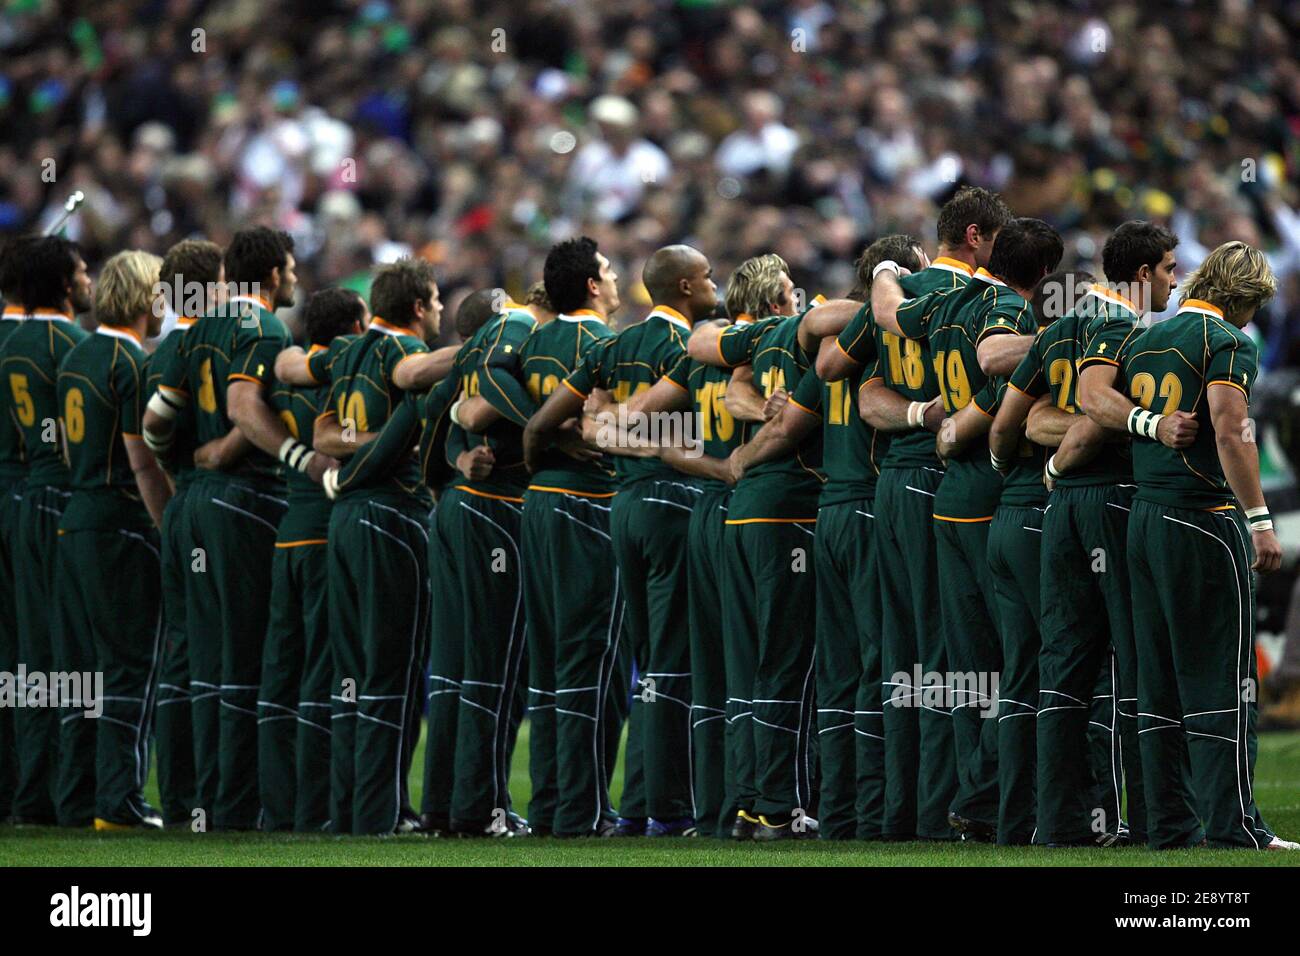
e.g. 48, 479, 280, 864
160, 239, 222, 313
936, 186, 1012, 247
370, 257, 437, 324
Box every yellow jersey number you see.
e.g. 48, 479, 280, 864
826, 378, 853, 426
882, 332, 925, 390
338, 392, 369, 432
1129, 371, 1183, 416
8, 373, 35, 426
931, 349, 972, 412
694, 381, 735, 442
1048, 358, 1076, 412
197, 358, 217, 413
63, 388, 85, 443
526, 372, 560, 403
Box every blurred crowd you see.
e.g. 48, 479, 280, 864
1, 0, 1298, 356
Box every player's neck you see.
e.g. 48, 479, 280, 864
935, 244, 977, 271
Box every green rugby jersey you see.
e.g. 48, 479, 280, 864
56, 325, 152, 531
1121, 299, 1257, 509
563, 305, 692, 486
156, 295, 291, 486
897, 268, 1034, 519
144, 316, 201, 489
663, 324, 753, 494
836, 258, 973, 470
321, 315, 432, 506
446, 306, 538, 501
1, 309, 89, 486
0, 307, 30, 481
270, 341, 345, 544
518, 310, 616, 496
717, 311, 825, 522
1006, 284, 1143, 487
789, 346, 886, 507
978, 378, 1048, 508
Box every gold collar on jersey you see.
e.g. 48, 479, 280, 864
1087, 283, 1140, 316
931, 256, 975, 276
648, 304, 692, 330
1178, 298, 1225, 320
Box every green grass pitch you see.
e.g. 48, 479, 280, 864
3, 726, 1298, 866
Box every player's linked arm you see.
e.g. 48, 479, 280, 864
193, 426, 255, 471
988, 387, 1037, 468
660, 445, 733, 484
686, 319, 730, 365
858, 377, 943, 433
523, 383, 585, 473
1024, 397, 1074, 448
729, 399, 818, 481
274, 346, 315, 387
976, 333, 1034, 377
392, 345, 460, 392
125, 435, 173, 529
228, 379, 336, 483
814, 335, 857, 382
1079, 364, 1198, 449
1209, 384, 1280, 571
476, 337, 538, 428
724, 365, 766, 422
313, 413, 376, 459
799, 299, 860, 341
1046, 415, 1108, 478
870, 271, 907, 336
936, 402, 993, 461
324, 397, 421, 499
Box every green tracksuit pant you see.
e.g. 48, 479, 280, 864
422, 495, 464, 831
610, 477, 698, 822
986, 504, 1045, 844
13, 484, 79, 825
522, 488, 629, 836
59, 521, 163, 825
155, 484, 195, 826
721, 518, 817, 821
815, 499, 884, 840
257, 540, 333, 832
875, 467, 955, 840
1036, 483, 1142, 844
1129, 501, 1273, 850
185, 475, 286, 830
0, 477, 22, 820
441, 490, 528, 832
328, 494, 430, 835
685, 487, 731, 838
935, 517, 1001, 829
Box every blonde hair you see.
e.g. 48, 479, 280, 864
1180, 241, 1276, 321
95, 250, 163, 327
725, 253, 790, 319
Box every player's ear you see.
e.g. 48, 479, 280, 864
965, 223, 980, 249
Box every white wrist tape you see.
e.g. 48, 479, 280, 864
142, 427, 172, 455
450, 398, 465, 428
1126, 406, 1164, 440
990, 448, 1011, 474
278, 436, 316, 474
872, 260, 901, 280
1247, 506, 1273, 532
907, 401, 929, 429
1045, 454, 1062, 480
146, 389, 182, 422
322, 468, 340, 501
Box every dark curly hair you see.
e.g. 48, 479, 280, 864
303, 288, 366, 347
988, 218, 1064, 290
224, 226, 293, 286
16, 236, 81, 311
543, 236, 600, 315
1101, 221, 1178, 284
0, 234, 38, 303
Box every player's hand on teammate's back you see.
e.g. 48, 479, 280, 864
1252, 528, 1282, 572
305, 451, 340, 485
456, 446, 495, 481
1155, 410, 1198, 449
762, 388, 789, 421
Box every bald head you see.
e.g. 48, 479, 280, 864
643, 245, 716, 320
